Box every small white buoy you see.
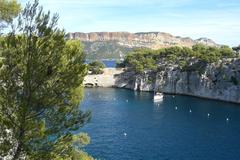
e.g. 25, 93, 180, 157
207, 113, 210, 117
124, 133, 127, 136
226, 118, 229, 122
172, 95, 175, 98
175, 106, 178, 110
126, 99, 128, 102
189, 109, 192, 113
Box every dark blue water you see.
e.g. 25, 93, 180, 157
80, 88, 240, 160
102, 60, 116, 68
85, 60, 116, 68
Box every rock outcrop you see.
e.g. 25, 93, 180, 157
83, 59, 240, 103
114, 58, 240, 103
83, 68, 124, 87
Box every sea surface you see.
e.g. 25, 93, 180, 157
102, 60, 116, 68
80, 88, 240, 160
85, 60, 116, 68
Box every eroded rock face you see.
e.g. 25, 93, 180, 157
68, 32, 217, 48
114, 59, 240, 103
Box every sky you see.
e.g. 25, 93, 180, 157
19, 0, 240, 46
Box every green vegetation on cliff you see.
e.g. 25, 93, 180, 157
83, 41, 133, 60
124, 48, 158, 73
123, 44, 236, 73
88, 60, 105, 74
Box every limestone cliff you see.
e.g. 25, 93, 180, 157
114, 58, 240, 103
68, 32, 217, 48
67, 32, 218, 59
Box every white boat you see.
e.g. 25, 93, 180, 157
153, 92, 163, 102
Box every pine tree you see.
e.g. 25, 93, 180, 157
0, 1, 92, 159
0, 0, 21, 29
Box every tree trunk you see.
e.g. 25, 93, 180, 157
12, 143, 22, 160
12, 129, 24, 160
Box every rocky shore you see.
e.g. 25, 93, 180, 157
83, 68, 124, 87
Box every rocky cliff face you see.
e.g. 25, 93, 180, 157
68, 32, 217, 48
114, 58, 240, 103
67, 32, 218, 59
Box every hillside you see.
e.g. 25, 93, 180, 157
67, 32, 218, 60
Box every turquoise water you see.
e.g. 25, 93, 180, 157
80, 88, 240, 160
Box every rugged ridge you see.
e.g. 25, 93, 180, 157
68, 32, 217, 48
67, 32, 218, 59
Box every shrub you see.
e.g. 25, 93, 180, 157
88, 61, 105, 74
